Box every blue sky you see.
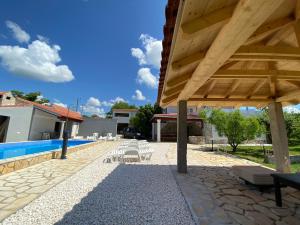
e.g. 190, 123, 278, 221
0, 0, 166, 116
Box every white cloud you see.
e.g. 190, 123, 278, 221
132, 89, 146, 101
82, 105, 105, 117
137, 67, 158, 89
37, 34, 49, 43
6, 20, 30, 43
284, 105, 300, 114
0, 40, 74, 82
101, 101, 113, 107
131, 34, 162, 69
112, 96, 127, 103
53, 99, 67, 108
81, 97, 105, 117
86, 97, 101, 107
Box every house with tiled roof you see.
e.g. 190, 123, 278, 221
0, 91, 83, 143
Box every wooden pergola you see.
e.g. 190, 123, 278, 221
158, 0, 300, 173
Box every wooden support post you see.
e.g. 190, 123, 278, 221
268, 101, 291, 172
177, 100, 187, 173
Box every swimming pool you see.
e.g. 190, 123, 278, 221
0, 140, 93, 160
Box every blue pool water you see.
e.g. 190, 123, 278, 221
0, 140, 92, 160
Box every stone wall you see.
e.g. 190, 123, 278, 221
0, 141, 100, 176
266, 155, 300, 164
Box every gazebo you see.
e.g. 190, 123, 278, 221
158, 0, 300, 173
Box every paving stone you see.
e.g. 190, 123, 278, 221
226, 195, 255, 204
242, 190, 265, 202
0, 142, 117, 221
223, 204, 243, 214
271, 208, 293, 217
0, 210, 14, 222
228, 212, 255, 225
246, 211, 274, 225
259, 200, 278, 208
2, 197, 16, 204
4, 194, 37, 211
282, 216, 300, 225
222, 189, 243, 195
16, 186, 30, 193
0, 191, 16, 198
237, 203, 254, 211
253, 204, 279, 221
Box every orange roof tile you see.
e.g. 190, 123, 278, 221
16, 98, 83, 122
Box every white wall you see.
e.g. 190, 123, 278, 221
28, 108, 60, 140
0, 106, 33, 142
113, 111, 137, 124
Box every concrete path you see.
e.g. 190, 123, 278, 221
0, 141, 118, 221
1, 143, 195, 225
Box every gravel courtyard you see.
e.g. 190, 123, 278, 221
1, 143, 195, 225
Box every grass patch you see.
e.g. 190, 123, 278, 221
220, 145, 300, 173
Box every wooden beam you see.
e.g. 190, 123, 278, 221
294, 20, 300, 47
167, 69, 300, 90
276, 90, 300, 102
282, 80, 300, 88
266, 25, 294, 46
269, 76, 277, 97
172, 45, 300, 71
181, 5, 236, 38
245, 16, 294, 45
225, 79, 240, 98
203, 80, 217, 98
189, 98, 271, 104
213, 69, 300, 78
247, 80, 267, 98
162, 93, 179, 104
164, 83, 186, 96
295, 0, 300, 20
172, 52, 204, 70
167, 73, 191, 88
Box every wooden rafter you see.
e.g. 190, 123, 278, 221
167, 69, 300, 89
225, 79, 240, 98
181, 5, 236, 38
276, 90, 300, 102
245, 16, 294, 45
172, 45, 300, 71
247, 80, 267, 98
202, 80, 217, 98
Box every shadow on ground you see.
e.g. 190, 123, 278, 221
54, 164, 195, 225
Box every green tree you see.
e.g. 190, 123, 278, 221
258, 108, 300, 145
130, 103, 162, 138
11, 90, 50, 104
11, 90, 24, 97
207, 109, 262, 152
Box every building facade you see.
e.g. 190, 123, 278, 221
112, 108, 138, 134
0, 92, 83, 143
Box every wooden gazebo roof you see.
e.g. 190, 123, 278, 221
158, 0, 300, 108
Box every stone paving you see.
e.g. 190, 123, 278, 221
0, 141, 118, 222
167, 144, 300, 225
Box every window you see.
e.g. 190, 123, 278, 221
114, 113, 129, 117
6, 96, 11, 100
189, 108, 193, 113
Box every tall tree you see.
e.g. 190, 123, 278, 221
207, 109, 262, 152
130, 103, 162, 138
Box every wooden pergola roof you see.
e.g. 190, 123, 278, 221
158, 0, 300, 108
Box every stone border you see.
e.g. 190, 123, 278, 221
0, 141, 101, 176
